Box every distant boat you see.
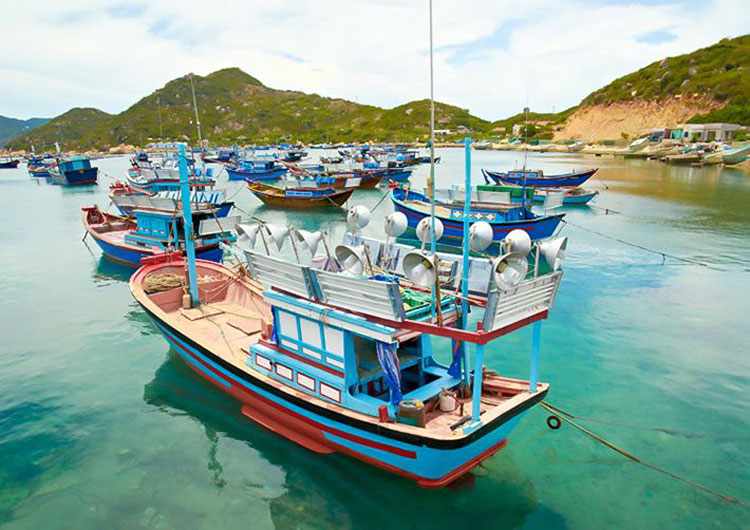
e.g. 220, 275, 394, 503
418, 155, 441, 164
82, 205, 236, 266
48, 156, 98, 186
281, 149, 307, 162
285, 167, 384, 189
567, 141, 586, 152
628, 137, 649, 152
482, 168, 598, 188
390, 187, 564, 245
226, 157, 287, 181
476, 184, 598, 205
702, 144, 750, 165
247, 181, 355, 209
127, 166, 215, 193
27, 156, 53, 177
0, 158, 20, 169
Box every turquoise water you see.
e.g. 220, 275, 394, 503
0, 150, 748, 529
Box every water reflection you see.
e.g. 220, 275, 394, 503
142, 352, 549, 529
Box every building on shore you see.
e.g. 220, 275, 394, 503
680, 123, 742, 142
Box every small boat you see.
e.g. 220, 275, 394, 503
27, 156, 53, 177
247, 181, 355, 209
0, 158, 20, 169
108, 182, 234, 218
475, 184, 598, 205
48, 156, 98, 186
282, 149, 306, 162
482, 168, 598, 188
226, 158, 287, 181
82, 205, 236, 266
201, 149, 234, 164
663, 153, 702, 165
320, 155, 344, 164
127, 167, 215, 193
418, 155, 441, 164
566, 141, 586, 152
391, 187, 564, 244
703, 144, 750, 165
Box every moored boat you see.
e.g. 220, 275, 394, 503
226, 158, 287, 181
247, 181, 355, 209
48, 156, 98, 185
482, 168, 597, 188
82, 205, 237, 266
476, 184, 598, 205
0, 158, 20, 169
391, 187, 564, 245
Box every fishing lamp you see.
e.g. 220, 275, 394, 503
539, 236, 568, 271
415, 217, 444, 244
491, 253, 529, 290
236, 223, 260, 250
384, 212, 408, 238
264, 223, 290, 251
334, 245, 369, 276
469, 221, 493, 252
294, 229, 324, 257
403, 250, 437, 288
504, 229, 532, 256
347, 205, 372, 230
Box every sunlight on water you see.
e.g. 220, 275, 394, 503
0, 150, 747, 529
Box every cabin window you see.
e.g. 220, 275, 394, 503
297, 372, 316, 392
324, 326, 344, 356
320, 383, 341, 403
353, 334, 381, 380
300, 317, 321, 348
275, 363, 293, 381
277, 310, 299, 352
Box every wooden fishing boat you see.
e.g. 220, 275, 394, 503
0, 159, 20, 169
108, 182, 234, 218
475, 184, 598, 205
286, 166, 384, 189
482, 168, 597, 188
247, 181, 356, 209
391, 187, 564, 243
48, 156, 98, 185
702, 144, 750, 165
282, 149, 306, 162
82, 206, 236, 266
126, 167, 215, 193
129, 142, 569, 489
27, 156, 53, 177
226, 157, 287, 181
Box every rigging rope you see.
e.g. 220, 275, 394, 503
540, 401, 746, 507
560, 219, 728, 271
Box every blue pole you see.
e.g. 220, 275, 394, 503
461, 137, 472, 387
178, 144, 200, 306
530, 320, 541, 391
471, 343, 485, 424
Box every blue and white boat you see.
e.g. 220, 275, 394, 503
48, 156, 98, 186
129, 145, 568, 487
391, 187, 564, 245
482, 168, 598, 188
226, 156, 287, 181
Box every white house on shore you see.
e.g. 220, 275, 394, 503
681, 123, 742, 142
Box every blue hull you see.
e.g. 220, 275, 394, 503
139, 303, 534, 484
52, 167, 99, 186
91, 235, 223, 267
483, 168, 597, 188
385, 169, 413, 182
226, 167, 286, 181
391, 189, 563, 243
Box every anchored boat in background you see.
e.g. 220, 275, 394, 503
247, 181, 356, 209
482, 168, 598, 188
48, 156, 98, 186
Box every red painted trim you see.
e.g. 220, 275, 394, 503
160, 324, 415, 459
261, 340, 344, 378
417, 438, 508, 488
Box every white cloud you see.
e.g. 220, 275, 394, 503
2, 0, 748, 120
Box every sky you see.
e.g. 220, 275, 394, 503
2, 0, 748, 121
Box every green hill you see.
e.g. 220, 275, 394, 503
581, 34, 749, 124
8, 68, 490, 150
0, 115, 50, 147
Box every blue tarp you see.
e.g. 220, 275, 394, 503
376, 341, 402, 406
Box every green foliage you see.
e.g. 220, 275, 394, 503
688, 104, 750, 124
582, 35, 750, 106
7, 68, 492, 150
0, 116, 49, 147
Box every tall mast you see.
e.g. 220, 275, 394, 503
428, 0, 437, 322
178, 144, 199, 306
523, 104, 529, 171
189, 74, 203, 148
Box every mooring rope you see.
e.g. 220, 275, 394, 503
540, 401, 746, 507
560, 219, 728, 271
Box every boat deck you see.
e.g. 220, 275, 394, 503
137, 266, 547, 441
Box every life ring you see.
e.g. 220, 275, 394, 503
546, 415, 562, 430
